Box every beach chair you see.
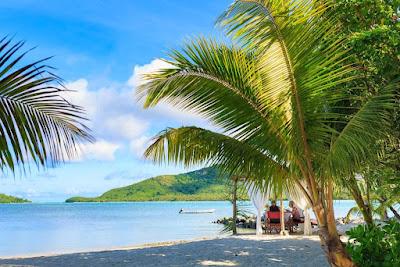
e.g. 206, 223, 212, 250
264, 211, 281, 234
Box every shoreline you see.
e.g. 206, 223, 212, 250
0, 235, 329, 267
0, 236, 219, 260
0, 234, 325, 260
0, 224, 362, 260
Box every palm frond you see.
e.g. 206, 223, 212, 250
217, 0, 398, 181
137, 38, 287, 161
324, 83, 398, 177
0, 38, 92, 171
217, 1, 358, 174
144, 126, 288, 188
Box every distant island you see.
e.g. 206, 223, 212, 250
0, 193, 30, 203
66, 167, 235, 202
66, 167, 352, 203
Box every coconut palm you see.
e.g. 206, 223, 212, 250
0, 38, 92, 171
137, 1, 397, 266
345, 163, 400, 223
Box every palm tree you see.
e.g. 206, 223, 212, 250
345, 162, 400, 223
341, 136, 400, 225
137, 1, 397, 266
0, 38, 92, 171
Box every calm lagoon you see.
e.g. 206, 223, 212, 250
0, 200, 356, 257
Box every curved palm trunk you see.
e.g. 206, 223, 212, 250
315, 208, 354, 267
313, 181, 355, 267
349, 186, 373, 225
347, 177, 373, 225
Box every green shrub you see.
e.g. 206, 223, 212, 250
346, 220, 400, 267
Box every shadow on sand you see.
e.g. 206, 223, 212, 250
0, 237, 329, 267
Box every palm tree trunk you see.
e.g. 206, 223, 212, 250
232, 177, 238, 235
346, 176, 373, 225
348, 182, 373, 225
313, 181, 355, 267
280, 196, 286, 235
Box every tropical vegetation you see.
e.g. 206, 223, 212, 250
66, 167, 247, 202
346, 220, 400, 267
332, 0, 400, 226
137, 1, 399, 266
0, 193, 30, 203
65, 166, 350, 202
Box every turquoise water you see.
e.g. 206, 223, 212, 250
0, 200, 356, 257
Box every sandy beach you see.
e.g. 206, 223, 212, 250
0, 235, 328, 267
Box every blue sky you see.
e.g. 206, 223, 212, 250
0, 0, 230, 202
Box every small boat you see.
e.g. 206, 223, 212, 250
179, 208, 215, 214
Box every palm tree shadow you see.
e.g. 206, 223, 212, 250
0, 237, 329, 266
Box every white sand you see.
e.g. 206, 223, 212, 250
0, 235, 329, 267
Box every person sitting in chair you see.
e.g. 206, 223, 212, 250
267, 200, 280, 223
289, 201, 303, 223
269, 200, 280, 212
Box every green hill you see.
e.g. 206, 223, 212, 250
66, 167, 235, 202
65, 167, 352, 203
0, 193, 30, 203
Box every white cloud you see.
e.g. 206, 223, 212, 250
104, 115, 149, 139
63, 79, 96, 117
79, 140, 120, 161
63, 79, 149, 154
127, 58, 173, 87
60, 58, 213, 161
130, 136, 151, 158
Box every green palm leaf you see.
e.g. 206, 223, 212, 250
324, 84, 398, 177
0, 38, 92, 171
217, 0, 398, 179
144, 126, 288, 188
137, 38, 289, 161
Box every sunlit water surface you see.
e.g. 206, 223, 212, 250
0, 200, 356, 257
